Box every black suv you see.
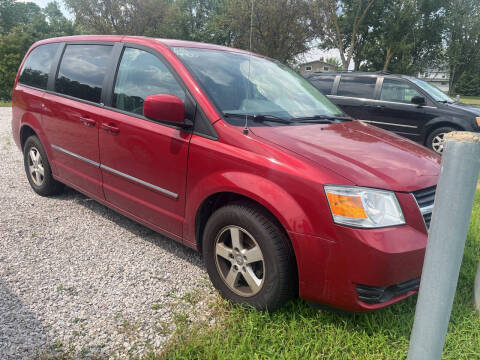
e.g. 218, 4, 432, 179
305, 72, 480, 153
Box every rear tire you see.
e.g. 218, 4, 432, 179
23, 135, 63, 196
426, 126, 457, 154
203, 202, 297, 310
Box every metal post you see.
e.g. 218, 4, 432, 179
408, 132, 480, 360
475, 261, 480, 311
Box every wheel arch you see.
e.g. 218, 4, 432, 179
194, 190, 300, 290
20, 124, 38, 150
195, 192, 292, 250
423, 118, 464, 145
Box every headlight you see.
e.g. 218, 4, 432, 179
324, 185, 405, 228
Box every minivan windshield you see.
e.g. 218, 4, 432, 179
172, 47, 344, 123
407, 77, 454, 103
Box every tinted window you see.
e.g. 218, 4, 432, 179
19, 43, 59, 90
55, 44, 112, 103
380, 79, 421, 103
337, 76, 377, 99
310, 75, 335, 95
113, 48, 185, 115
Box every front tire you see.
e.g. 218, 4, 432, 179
23, 136, 63, 196
426, 126, 457, 154
203, 202, 297, 310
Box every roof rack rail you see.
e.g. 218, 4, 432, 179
375, 70, 391, 75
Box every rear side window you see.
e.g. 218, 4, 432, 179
309, 75, 335, 95
19, 43, 60, 90
55, 44, 113, 103
113, 47, 185, 115
337, 76, 377, 99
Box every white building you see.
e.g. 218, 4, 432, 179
417, 69, 450, 93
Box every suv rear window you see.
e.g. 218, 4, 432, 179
337, 76, 377, 99
309, 75, 335, 95
19, 43, 60, 90
55, 44, 113, 103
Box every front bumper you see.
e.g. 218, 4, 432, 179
290, 192, 428, 312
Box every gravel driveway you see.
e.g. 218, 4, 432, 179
0, 107, 213, 359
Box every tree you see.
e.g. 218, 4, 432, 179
1, 0, 44, 35
444, 0, 480, 95
356, 0, 444, 75
325, 57, 341, 69
0, 1, 75, 99
311, 0, 375, 70
43, 1, 75, 36
222, 0, 314, 64
63, 0, 172, 36
168, 0, 231, 44
455, 70, 480, 96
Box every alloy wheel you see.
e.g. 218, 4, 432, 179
28, 146, 45, 186
214, 225, 265, 297
432, 133, 446, 153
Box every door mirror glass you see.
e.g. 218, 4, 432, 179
411, 95, 426, 106
143, 94, 186, 125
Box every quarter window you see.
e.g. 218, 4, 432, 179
19, 43, 60, 90
55, 44, 113, 103
113, 48, 185, 116
380, 79, 422, 104
337, 76, 377, 99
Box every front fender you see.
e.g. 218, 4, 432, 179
424, 116, 472, 137
184, 170, 314, 246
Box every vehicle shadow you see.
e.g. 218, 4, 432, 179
54, 186, 204, 269
0, 279, 48, 359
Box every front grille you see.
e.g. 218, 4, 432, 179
412, 186, 436, 229
356, 278, 420, 304
423, 212, 432, 229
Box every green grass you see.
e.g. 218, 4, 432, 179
158, 190, 480, 360
461, 96, 480, 106
0, 100, 11, 107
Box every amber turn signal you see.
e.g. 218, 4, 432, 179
326, 193, 368, 219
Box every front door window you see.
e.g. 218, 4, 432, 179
380, 79, 421, 104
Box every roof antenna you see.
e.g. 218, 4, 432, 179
243, 0, 255, 135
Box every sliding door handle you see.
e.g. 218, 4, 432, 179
80, 116, 96, 127
101, 122, 120, 134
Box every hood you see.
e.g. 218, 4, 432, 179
251, 120, 440, 192
445, 102, 480, 116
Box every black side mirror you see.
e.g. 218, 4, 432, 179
411, 96, 426, 106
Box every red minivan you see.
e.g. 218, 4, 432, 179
11, 36, 440, 312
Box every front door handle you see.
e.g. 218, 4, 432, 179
80, 116, 96, 127
101, 122, 120, 134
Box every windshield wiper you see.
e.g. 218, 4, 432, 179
223, 113, 293, 124
292, 115, 352, 123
